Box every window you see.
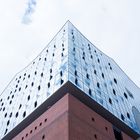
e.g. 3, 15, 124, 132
4, 129, 8, 135
38, 85, 41, 91
97, 58, 100, 63
41, 73, 43, 77
75, 78, 78, 85
42, 134, 45, 140
31, 82, 34, 87
89, 89, 92, 96
19, 104, 22, 109
27, 95, 30, 101
113, 89, 116, 95
102, 73, 104, 79
94, 134, 97, 139
34, 101, 37, 108
35, 71, 37, 75
94, 70, 97, 75
61, 79, 64, 85
125, 88, 134, 99
121, 114, 125, 121
7, 120, 10, 126
23, 111, 26, 118
109, 98, 112, 105
113, 126, 123, 140
97, 82, 100, 88
48, 82, 50, 88
127, 112, 130, 119
114, 78, 117, 84
15, 112, 19, 118
75, 70, 77, 76
60, 71, 63, 76
124, 92, 128, 99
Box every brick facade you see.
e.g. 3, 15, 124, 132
13, 93, 134, 140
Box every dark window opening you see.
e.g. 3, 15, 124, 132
91, 117, 95, 122
94, 70, 97, 75
9, 100, 12, 104
31, 82, 34, 87
114, 78, 117, 84
105, 127, 108, 131
86, 73, 89, 79
102, 73, 104, 79
94, 134, 97, 139
3, 107, 5, 111
42, 134, 45, 140
75, 70, 77, 76
75, 78, 78, 85
7, 120, 10, 126
19, 104, 22, 109
50, 69, 52, 73
25, 85, 28, 89
28, 74, 30, 78
41, 73, 43, 77
5, 113, 7, 118
27, 95, 30, 101
38, 85, 41, 91
97, 58, 100, 63
26, 133, 28, 137
48, 82, 50, 88
30, 130, 33, 134
124, 92, 128, 99
35, 71, 37, 75
9, 113, 12, 118
113, 126, 123, 140
127, 112, 130, 119
4, 129, 8, 135
23, 111, 26, 118
50, 75, 53, 80
61, 53, 64, 57
44, 57, 47, 61
89, 89, 92, 96
34, 101, 37, 108
60, 71, 63, 76
19, 87, 21, 91
15, 112, 19, 118
61, 79, 64, 85
109, 98, 112, 104
97, 82, 100, 88
113, 89, 116, 95
121, 114, 125, 121
39, 58, 41, 61
125, 88, 134, 99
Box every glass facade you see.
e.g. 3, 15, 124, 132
0, 21, 140, 139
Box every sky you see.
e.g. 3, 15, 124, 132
0, 0, 140, 94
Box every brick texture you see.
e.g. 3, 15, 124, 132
12, 93, 134, 140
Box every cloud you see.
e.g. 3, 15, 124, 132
22, 0, 37, 24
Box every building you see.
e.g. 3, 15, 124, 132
0, 21, 140, 140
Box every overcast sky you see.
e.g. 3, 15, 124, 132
0, 0, 140, 94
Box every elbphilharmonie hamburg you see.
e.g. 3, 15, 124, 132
0, 21, 140, 140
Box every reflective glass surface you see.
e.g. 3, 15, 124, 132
0, 21, 140, 139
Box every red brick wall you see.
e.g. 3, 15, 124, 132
12, 93, 134, 140
13, 94, 69, 140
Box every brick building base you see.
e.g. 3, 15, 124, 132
13, 93, 133, 140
